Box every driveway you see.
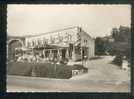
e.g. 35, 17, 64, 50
7, 56, 130, 92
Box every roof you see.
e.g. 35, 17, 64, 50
7, 35, 25, 41
8, 26, 94, 40
23, 26, 78, 38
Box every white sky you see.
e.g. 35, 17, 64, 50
7, 4, 131, 38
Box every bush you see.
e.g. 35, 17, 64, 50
7, 62, 34, 76
59, 58, 69, 65
7, 62, 88, 79
32, 63, 72, 79
32, 63, 55, 78
89, 56, 102, 60
55, 64, 72, 79
72, 64, 88, 73
112, 55, 123, 66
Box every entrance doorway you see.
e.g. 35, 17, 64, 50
8, 40, 23, 61
61, 49, 66, 59
82, 47, 89, 59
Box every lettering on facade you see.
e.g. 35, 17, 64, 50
26, 32, 74, 48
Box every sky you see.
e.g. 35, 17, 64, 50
7, 4, 131, 38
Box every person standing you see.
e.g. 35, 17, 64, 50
84, 55, 88, 68
122, 56, 128, 71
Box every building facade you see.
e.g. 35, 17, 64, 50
7, 26, 95, 61
24, 26, 94, 61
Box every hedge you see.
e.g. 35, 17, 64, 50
32, 63, 73, 79
7, 62, 88, 79
7, 62, 34, 76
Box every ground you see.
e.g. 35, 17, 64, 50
7, 56, 130, 92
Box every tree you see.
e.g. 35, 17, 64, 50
110, 26, 131, 66
111, 27, 119, 42
95, 37, 106, 55
111, 26, 130, 42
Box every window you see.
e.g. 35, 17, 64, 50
75, 43, 81, 55
84, 40, 87, 43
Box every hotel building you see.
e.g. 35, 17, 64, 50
7, 26, 95, 61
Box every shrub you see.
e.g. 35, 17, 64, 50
7, 62, 33, 76
7, 62, 88, 79
112, 55, 123, 67
55, 64, 72, 79
32, 63, 72, 79
73, 64, 88, 73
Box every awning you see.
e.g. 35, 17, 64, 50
50, 43, 69, 48
21, 47, 32, 51
33, 43, 69, 50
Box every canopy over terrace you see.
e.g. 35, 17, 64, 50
32, 43, 71, 60
15, 47, 33, 54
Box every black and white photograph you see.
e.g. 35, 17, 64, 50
7, 4, 131, 92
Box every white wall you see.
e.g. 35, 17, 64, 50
25, 27, 78, 48
79, 29, 95, 58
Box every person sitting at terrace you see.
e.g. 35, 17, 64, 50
36, 55, 41, 63
31, 56, 35, 62
17, 56, 24, 62
22, 55, 28, 62
49, 54, 54, 63
41, 57, 48, 63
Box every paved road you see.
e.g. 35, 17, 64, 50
7, 56, 130, 92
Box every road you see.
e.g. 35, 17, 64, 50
7, 56, 130, 92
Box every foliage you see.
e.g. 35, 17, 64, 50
110, 26, 131, 66
7, 62, 88, 79
111, 26, 130, 42
7, 62, 33, 76
110, 26, 130, 58
95, 25, 130, 65
95, 37, 106, 55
